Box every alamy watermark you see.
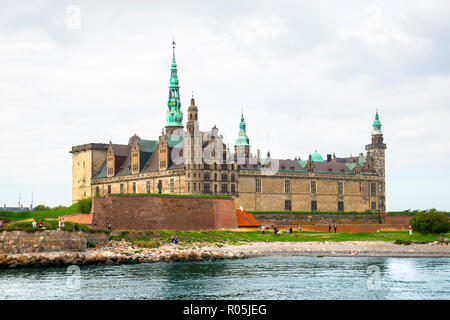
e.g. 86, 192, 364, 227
366, 265, 381, 290
66, 5, 81, 30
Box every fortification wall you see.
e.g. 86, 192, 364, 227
0, 231, 109, 254
252, 213, 382, 226
91, 195, 238, 230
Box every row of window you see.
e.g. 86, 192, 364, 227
283, 200, 378, 211
187, 163, 235, 170
187, 182, 236, 194
256, 179, 382, 196
188, 172, 236, 182
95, 179, 237, 195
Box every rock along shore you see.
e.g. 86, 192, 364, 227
1, 238, 449, 268
0, 240, 247, 269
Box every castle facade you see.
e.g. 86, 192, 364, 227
70, 42, 387, 212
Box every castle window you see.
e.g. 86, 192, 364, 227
214, 184, 218, 193
337, 182, 344, 195
193, 173, 196, 178
107, 185, 111, 194
231, 184, 236, 194
204, 183, 211, 193
204, 173, 210, 181
95, 187, 100, 197
132, 182, 136, 193
221, 184, 228, 193
222, 173, 228, 182
187, 183, 190, 192
371, 201, 377, 211
255, 178, 261, 193
146, 181, 150, 193
231, 173, 235, 182
370, 183, 376, 196
170, 179, 175, 192
359, 182, 362, 192
311, 200, 317, 212
311, 181, 316, 195
379, 183, 382, 193
221, 164, 227, 170
338, 201, 344, 212
120, 184, 124, 193
285, 200, 292, 211
204, 164, 210, 170
285, 180, 291, 194
214, 173, 217, 181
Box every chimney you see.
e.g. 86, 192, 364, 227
257, 149, 261, 165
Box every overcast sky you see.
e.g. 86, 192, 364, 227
0, 0, 449, 210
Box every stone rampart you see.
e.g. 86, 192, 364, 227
91, 195, 239, 230
0, 230, 109, 254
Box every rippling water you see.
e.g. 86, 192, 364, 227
1, 256, 449, 300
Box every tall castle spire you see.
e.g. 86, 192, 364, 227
165, 39, 183, 134
234, 110, 250, 147
234, 109, 251, 162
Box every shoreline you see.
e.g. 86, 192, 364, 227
1, 240, 449, 268
208, 241, 450, 258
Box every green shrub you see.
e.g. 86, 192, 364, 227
86, 241, 96, 248
410, 209, 450, 234
72, 197, 92, 213
34, 205, 51, 211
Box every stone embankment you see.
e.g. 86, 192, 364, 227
0, 240, 247, 268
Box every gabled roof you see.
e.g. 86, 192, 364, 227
112, 144, 131, 157
138, 139, 158, 153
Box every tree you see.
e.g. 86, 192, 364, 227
410, 209, 450, 234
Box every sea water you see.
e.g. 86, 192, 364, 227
0, 256, 449, 300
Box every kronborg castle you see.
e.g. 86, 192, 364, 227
71, 42, 387, 213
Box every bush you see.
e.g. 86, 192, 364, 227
74, 197, 92, 213
34, 205, 51, 211
87, 241, 96, 248
410, 209, 450, 234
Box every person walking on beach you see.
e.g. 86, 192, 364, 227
334, 223, 337, 233
298, 224, 302, 232
32, 219, 37, 229
74, 223, 80, 232
61, 218, 65, 229
58, 219, 62, 230
38, 219, 43, 228
409, 225, 412, 235
328, 224, 331, 233
262, 226, 265, 234
107, 221, 112, 231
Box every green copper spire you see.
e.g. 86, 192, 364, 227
372, 110, 382, 131
165, 39, 183, 128
234, 110, 250, 147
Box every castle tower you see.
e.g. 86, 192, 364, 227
186, 94, 198, 135
365, 111, 386, 177
165, 40, 184, 134
234, 111, 250, 163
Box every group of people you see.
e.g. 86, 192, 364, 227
58, 218, 65, 230
328, 224, 337, 233
32, 219, 44, 229
263, 223, 339, 234
170, 235, 179, 244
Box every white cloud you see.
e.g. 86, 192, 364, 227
0, 1, 449, 210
